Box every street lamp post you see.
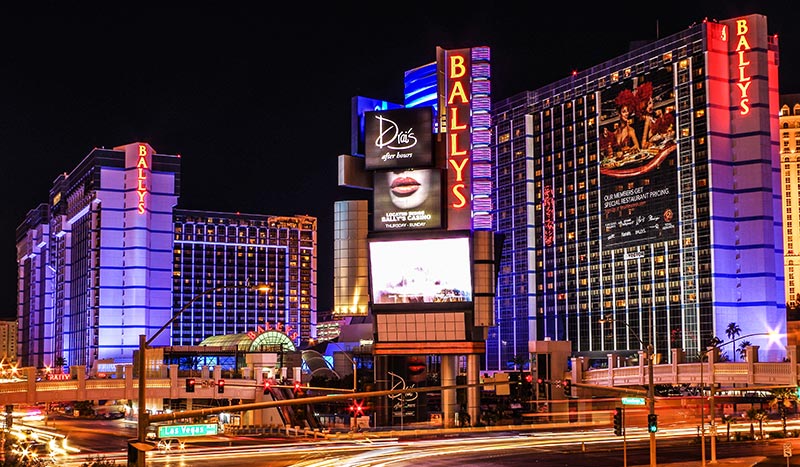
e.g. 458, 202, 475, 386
698, 332, 777, 466
132, 283, 270, 467
600, 315, 656, 467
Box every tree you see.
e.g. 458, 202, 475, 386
737, 340, 752, 362
720, 413, 734, 441
54, 356, 66, 373
708, 336, 723, 348
754, 409, 768, 439
768, 387, 799, 435
725, 323, 742, 362
745, 407, 758, 439
510, 354, 529, 371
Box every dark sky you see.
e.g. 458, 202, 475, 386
2, 3, 797, 320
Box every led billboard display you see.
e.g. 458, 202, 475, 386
368, 235, 472, 306
364, 107, 433, 170
599, 67, 679, 249
373, 168, 442, 231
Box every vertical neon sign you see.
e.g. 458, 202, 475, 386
733, 18, 752, 116
136, 144, 149, 214
543, 185, 555, 246
444, 48, 472, 230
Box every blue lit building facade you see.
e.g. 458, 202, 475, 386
487, 14, 787, 370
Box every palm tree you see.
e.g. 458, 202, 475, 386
54, 356, 66, 373
708, 336, 723, 348
754, 409, 769, 439
720, 413, 734, 441
511, 354, 529, 371
725, 322, 742, 362
768, 387, 799, 435
737, 340, 752, 362
745, 407, 760, 439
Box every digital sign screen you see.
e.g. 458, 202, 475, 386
373, 168, 442, 231
364, 107, 433, 170
369, 236, 472, 305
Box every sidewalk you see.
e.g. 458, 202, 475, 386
631, 458, 766, 467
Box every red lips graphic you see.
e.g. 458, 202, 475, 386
390, 176, 420, 197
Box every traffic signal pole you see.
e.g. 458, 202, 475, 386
623, 408, 627, 467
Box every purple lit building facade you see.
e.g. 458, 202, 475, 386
16, 142, 316, 370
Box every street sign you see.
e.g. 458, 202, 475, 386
621, 397, 646, 406
784, 442, 792, 457
157, 423, 218, 438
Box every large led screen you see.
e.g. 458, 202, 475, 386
599, 67, 679, 249
364, 107, 433, 170
373, 168, 442, 231
369, 236, 472, 305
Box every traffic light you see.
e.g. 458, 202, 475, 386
217, 379, 225, 394
648, 413, 658, 433
293, 381, 302, 393
350, 399, 364, 416
263, 380, 271, 395
185, 378, 195, 393
563, 379, 572, 396
536, 378, 546, 398
613, 407, 623, 436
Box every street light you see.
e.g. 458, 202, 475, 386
698, 331, 779, 466
600, 314, 656, 467
133, 282, 270, 467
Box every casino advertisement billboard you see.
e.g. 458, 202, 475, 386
373, 168, 442, 231
364, 107, 433, 170
599, 67, 678, 249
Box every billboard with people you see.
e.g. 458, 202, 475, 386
598, 66, 678, 249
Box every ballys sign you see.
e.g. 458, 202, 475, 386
723, 18, 754, 116
247, 322, 299, 342
441, 48, 473, 230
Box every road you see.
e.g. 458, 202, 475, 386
17, 414, 800, 466
41, 419, 800, 467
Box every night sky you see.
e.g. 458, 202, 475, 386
2, 4, 797, 320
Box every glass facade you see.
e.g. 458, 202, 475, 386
172, 210, 317, 347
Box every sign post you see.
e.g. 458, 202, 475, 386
783, 442, 792, 467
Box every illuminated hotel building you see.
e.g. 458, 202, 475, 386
171, 210, 316, 347
16, 142, 316, 370
780, 94, 800, 307
488, 14, 786, 370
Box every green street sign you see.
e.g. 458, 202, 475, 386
621, 397, 646, 406
157, 423, 218, 438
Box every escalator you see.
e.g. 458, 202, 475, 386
264, 385, 322, 430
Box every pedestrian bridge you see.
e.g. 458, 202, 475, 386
576, 345, 800, 390
1, 345, 799, 407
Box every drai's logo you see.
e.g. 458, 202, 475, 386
372, 114, 418, 150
